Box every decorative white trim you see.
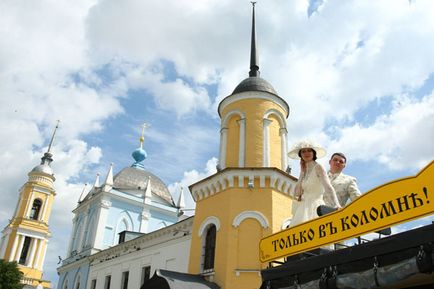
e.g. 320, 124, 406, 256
100, 200, 112, 209
27, 238, 37, 267
234, 269, 261, 277
280, 128, 288, 170
220, 110, 246, 170
39, 240, 48, 270
263, 109, 288, 170
73, 271, 81, 289
113, 212, 133, 245
263, 109, 286, 128
237, 118, 246, 167
32, 186, 52, 195
262, 119, 272, 167
221, 109, 245, 127
62, 277, 69, 289
40, 197, 48, 221
281, 218, 292, 230
219, 128, 228, 169
15, 235, 25, 262
232, 211, 269, 229
28, 175, 54, 186
84, 211, 95, 247
198, 216, 221, 237
26, 191, 35, 218
219, 91, 289, 117
191, 168, 296, 202
9, 234, 19, 261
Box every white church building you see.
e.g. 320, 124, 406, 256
57, 138, 190, 289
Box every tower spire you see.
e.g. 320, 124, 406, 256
249, 2, 260, 77
41, 120, 60, 166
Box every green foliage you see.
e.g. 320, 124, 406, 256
0, 259, 24, 289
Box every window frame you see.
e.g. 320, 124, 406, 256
141, 266, 151, 286
203, 225, 216, 272
29, 199, 43, 220
121, 271, 129, 289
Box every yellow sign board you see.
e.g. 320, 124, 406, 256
259, 160, 434, 263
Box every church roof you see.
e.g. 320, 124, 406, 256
30, 162, 53, 175
113, 166, 175, 206
232, 76, 277, 95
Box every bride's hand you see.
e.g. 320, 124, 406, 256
294, 191, 303, 201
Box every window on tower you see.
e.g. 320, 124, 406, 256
29, 199, 43, 220
19, 236, 32, 265
203, 225, 216, 272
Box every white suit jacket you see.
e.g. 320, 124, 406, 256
324, 172, 361, 207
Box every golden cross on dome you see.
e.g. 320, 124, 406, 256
140, 122, 150, 148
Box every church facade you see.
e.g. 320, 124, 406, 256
56, 134, 184, 289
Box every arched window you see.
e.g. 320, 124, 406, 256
203, 225, 216, 272
29, 199, 43, 220
62, 277, 69, 289
115, 212, 133, 245
74, 275, 81, 289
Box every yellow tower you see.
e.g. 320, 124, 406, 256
188, 4, 296, 289
0, 122, 59, 289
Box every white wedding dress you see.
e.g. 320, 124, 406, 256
290, 162, 340, 227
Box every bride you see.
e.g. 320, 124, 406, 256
288, 140, 341, 227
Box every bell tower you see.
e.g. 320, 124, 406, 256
0, 122, 59, 289
218, 3, 289, 171
188, 4, 296, 289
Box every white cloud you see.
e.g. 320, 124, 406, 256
329, 93, 434, 171
1, 0, 434, 285
168, 157, 218, 215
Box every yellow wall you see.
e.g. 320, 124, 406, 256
226, 114, 241, 167
188, 186, 293, 289
221, 98, 287, 169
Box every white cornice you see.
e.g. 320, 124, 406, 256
16, 227, 51, 240
189, 168, 297, 202
232, 211, 269, 228
218, 91, 289, 117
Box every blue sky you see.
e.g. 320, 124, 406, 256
1, 0, 433, 286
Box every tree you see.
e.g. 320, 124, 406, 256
0, 259, 24, 289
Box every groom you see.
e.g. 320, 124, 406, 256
324, 152, 361, 207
